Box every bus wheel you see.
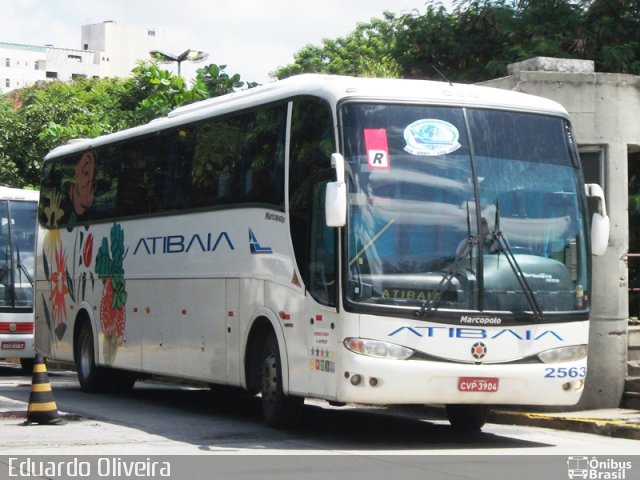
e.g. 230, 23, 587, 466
75, 321, 105, 393
445, 404, 489, 431
260, 333, 303, 428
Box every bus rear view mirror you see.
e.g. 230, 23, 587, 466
585, 183, 609, 256
325, 153, 346, 227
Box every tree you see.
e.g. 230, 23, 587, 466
0, 62, 255, 188
582, 0, 640, 73
273, 14, 402, 79
1, 77, 134, 187
197, 63, 257, 97
275, 0, 640, 82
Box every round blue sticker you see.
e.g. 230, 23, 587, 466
403, 119, 461, 156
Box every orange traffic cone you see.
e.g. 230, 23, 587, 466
26, 353, 63, 425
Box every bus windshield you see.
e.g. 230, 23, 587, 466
0, 200, 37, 309
342, 103, 589, 318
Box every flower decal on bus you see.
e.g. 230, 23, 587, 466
42, 189, 65, 228
95, 223, 128, 365
70, 149, 95, 216
41, 229, 69, 341
49, 244, 70, 339
83, 233, 94, 268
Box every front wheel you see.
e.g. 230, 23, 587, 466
446, 404, 489, 431
260, 333, 304, 428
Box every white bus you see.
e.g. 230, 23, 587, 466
35, 74, 609, 429
0, 187, 39, 374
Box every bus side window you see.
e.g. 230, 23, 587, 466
289, 97, 336, 306
308, 182, 336, 305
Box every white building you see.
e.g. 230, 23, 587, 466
81, 20, 167, 79
0, 43, 47, 92
1, 21, 167, 94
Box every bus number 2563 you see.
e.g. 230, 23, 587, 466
544, 367, 587, 378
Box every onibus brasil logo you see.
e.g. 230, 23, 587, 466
567, 456, 632, 479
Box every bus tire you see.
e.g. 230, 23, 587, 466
445, 404, 488, 431
75, 320, 106, 393
260, 332, 303, 428
75, 321, 136, 393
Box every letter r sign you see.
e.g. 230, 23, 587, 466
368, 150, 389, 168
364, 129, 390, 169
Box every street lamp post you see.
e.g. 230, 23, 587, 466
149, 49, 209, 76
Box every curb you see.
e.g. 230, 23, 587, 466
489, 410, 640, 441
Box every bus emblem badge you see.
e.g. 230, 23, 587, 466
471, 342, 487, 360
249, 228, 273, 254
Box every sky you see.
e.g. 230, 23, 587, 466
3, 0, 441, 84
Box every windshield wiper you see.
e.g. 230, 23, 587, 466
491, 204, 543, 322
15, 243, 33, 287
416, 203, 477, 318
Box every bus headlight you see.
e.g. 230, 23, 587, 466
537, 345, 588, 363
344, 338, 414, 360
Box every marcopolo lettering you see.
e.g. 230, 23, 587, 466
264, 212, 286, 223
133, 232, 234, 255
388, 325, 563, 341
460, 315, 502, 325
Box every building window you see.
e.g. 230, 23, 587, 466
579, 147, 605, 190
83, 43, 89, 50
148, 29, 156, 37
5, 58, 10, 67
579, 146, 606, 227
4, 79, 9, 88
68, 54, 82, 63
46, 71, 58, 79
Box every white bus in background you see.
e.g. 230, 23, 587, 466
35, 74, 609, 430
0, 187, 38, 374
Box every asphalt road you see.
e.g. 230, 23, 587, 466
0, 362, 637, 480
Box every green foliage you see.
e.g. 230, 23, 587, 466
197, 64, 257, 96
276, 0, 640, 81
273, 13, 402, 79
0, 62, 255, 188
3, 0, 640, 188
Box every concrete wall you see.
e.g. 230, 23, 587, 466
481, 57, 640, 408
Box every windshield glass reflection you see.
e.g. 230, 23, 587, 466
341, 103, 589, 318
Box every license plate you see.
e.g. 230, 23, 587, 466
1, 341, 25, 350
458, 377, 499, 392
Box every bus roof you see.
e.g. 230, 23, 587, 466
0, 186, 39, 201
45, 74, 569, 159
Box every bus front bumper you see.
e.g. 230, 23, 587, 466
336, 352, 586, 406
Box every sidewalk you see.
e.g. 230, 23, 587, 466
489, 408, 640, 440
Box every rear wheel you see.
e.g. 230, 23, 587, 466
75, 321, 104, 392
75, 321, 136, 393
260, 333, 303, 428
446, 404, 489, 431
